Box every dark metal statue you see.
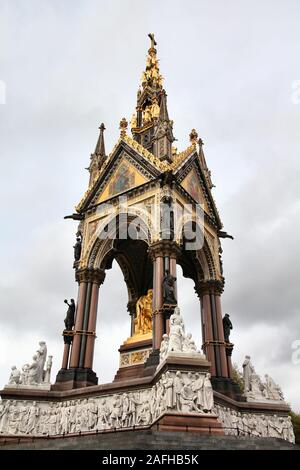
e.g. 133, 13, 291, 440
163, 270, 177, 304
73, 237, 82, 262
64, 299, 75, 331
222, 313, 233, 343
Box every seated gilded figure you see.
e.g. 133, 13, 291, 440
134, 289, 153, 336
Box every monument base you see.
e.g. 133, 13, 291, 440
0, 355, 294, 445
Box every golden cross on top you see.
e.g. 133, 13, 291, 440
148, 33, 157, 48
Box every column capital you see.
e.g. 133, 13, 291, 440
148, 240, 181, 260
75, 268, 106, 285
194, 278, 224, 297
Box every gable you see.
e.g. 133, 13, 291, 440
97, 156, 148, 203
181, 167, 207, 210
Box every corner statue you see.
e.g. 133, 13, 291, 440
73, 236, 82, 262
222, 313, 233, 342
163, 270, 177, 305
64, 299, 75, 331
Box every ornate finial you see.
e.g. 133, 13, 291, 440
148, 33, 157, 49
189, 129, 198, 146
119, 117, 128, 137
139, 33, 163, 91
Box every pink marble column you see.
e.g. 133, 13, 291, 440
154, 256, 164, 349
69, 282, 87, 368
84, 283, 100, 369
202, 293, 216, 377
170, 256, 177, 301
215, 294, 229, 378
61, 343, 70, 369
227, 354, 233, 379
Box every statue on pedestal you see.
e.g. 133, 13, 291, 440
242, 355, 255, 392
8, 366, 21, 385
264, 374, 284, 401
36, 341, 47, 383
64, 299, 75, 331
27, 355, 39, 385
134, 289, 153, 335
73, 236, 82, 262
44, 355, 53, 384
159, 306, 205, 363
162, 270, 177, 304
222, 313, 233, 342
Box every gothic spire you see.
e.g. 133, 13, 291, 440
88, 123, 107, 186
94, 123, 106, 157
130, 34, 175, 162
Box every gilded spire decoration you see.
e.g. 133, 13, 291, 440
119, 117, 128, 137
140, 33, 164, 91
189, 129, 198, 147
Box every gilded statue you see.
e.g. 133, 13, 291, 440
134, 289, 153, 335
143, 106, 152, 123
151, 97, 160, 119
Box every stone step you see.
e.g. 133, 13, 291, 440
0, 431, 297, 450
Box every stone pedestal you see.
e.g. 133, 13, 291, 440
114, 337, 152, 381
152, 412, 224, 434
52, 368, 98, 391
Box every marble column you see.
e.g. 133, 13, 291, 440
200, 293, 216, 376
196, 279, 228, 378
69, 281, 87, 368
215, 293, 229, 377
61, 343, 71, 369
153, 256, 164, 349
149, 241, 181, 351
83, 282, 100, 369
69, 268, 105, 370
127, 300, 137, 337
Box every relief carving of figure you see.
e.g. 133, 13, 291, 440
26, 401, 39, 434
202, 373, 214, 412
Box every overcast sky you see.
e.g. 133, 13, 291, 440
0, 0, 299, 410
